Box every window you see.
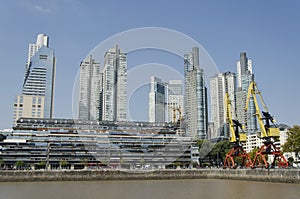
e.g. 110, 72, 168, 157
39, 55, 48, 60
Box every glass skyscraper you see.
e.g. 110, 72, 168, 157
236, 52, 257, 134
184, 47, 208, 139
148, 76, 166, 123
13, 34, 55, 126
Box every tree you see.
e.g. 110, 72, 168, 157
283, 125, 300, 158
196, 139, 231, 167
0, 159, 4, 168
15, 161, 24, 169
59, 160, 69, 169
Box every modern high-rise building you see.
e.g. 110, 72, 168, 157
102, 45, 127, 122
148, 78, 184, 124
235, 52, 257, 134
13, 34, 55, 126
148, 76, 166, 123
184, 47, 208, 139
78, 55, 102, 121
210, 72, 236, 139
167, 80, 184, 124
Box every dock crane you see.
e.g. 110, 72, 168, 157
245, 81, 288, 168
223, 93, 253, 169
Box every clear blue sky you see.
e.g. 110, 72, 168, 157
0, 0, 299, 129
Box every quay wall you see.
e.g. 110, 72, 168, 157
0, 169, 299, 184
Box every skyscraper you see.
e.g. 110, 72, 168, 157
235, 52, 257, 134
184, 47, 208, 139
210, 72, 236, 139
13, 34, 55, 126
78, 55, 102, 121
167, 80, 184, 124
102, 45, 127, 122
148, 76, 166, 123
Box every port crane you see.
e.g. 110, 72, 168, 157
245, 81, 288, 168
223, 93, 253, 169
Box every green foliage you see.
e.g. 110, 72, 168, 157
283, 125, 300, 155
59, 160, 69, 166
249, 147, 260, 161
37, 161, 46, 167
196, 139, 231, 167
15, 160, 24, 169
0, 159, 4, 167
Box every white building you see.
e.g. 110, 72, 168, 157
167, 80, 184, 124
102, 45, 127, 122
78, 55, 102, 121
210, 72, 236, 139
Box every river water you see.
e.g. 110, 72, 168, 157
0, 179, 299, 199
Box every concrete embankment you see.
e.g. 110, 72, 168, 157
0, 169, 299, 183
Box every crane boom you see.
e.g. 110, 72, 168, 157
245, 81, 279, 138
223, 92, 252, 169
245, 80, 287, 168
225, 93, 246, 143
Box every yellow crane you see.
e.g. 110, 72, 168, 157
245, 81, 288, 168
223, 93, 253, 168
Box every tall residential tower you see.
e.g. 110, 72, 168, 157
102, 45, 127, 122
78, 55, 102, 121
184, 47, 208, 139
210, 72, 236, 139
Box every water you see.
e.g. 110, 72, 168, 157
0, 179, 299, 199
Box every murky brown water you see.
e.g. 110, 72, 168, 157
0, 179, 299, 199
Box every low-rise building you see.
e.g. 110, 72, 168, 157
0, 118, 198, 170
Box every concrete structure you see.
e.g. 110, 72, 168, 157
148, 78, 184, 124
149, 77, 167, 123
13, 95, 45, 122
184, 47, 208, 139
0, 169, 299, 184
13, 34, 55, 126
102, 45, 127, 122
210, 72, 236, 139
235, 52, 257, 134
78, 55, 102, 120
0, 118, 197, 170
243, 124, 289, 153
167, 80, 184, 124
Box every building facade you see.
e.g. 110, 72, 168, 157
1, 118, 198, 170
184, 47, 208, 139
167, 80, 184, 124
78, 55, 102, 121
235, 52, 257, 134
102, 45, 127, 122
210, 72, 236, 139
13, 34, 55, 126
148, 76, 166, 123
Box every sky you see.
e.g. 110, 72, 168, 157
0, 0, 299, 129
